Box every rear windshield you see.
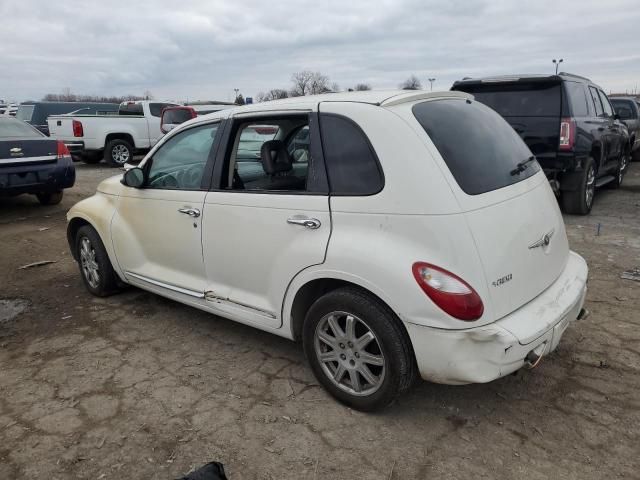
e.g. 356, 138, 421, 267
0, 117, 43, 138
119, 103, 144, 116
611, 99, 636, 119
413, 99, 539, 195
459, 82, 561, 117
163, 108, 194, 125
15, 105, 35, 122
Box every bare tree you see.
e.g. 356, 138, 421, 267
290, 70, 332, 96
330, 82, 340, 93
354, 83, 372, 91
235, 94, 246, 105
143, 90, 154, 100
257, 89, 289, 102
400, 75, 422, 90
41, 92, 147, 103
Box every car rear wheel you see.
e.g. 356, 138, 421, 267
561, 157, 596, 215
302, 287, 416, 411
75, 225, 120, 296
36, 191, 63, 205
82, 152, 102, 164
105, 139, 133, 167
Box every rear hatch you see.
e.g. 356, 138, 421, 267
412, 98, 569, 322
452, 78, 562, 163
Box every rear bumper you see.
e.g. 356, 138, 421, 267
63, 141, 86, 154
0, 157, 75, 196
406, 251, 588, 385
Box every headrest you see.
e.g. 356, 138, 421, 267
260, 140, 292, 175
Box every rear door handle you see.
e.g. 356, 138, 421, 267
178, 207, 201, 218
287, 215, 321, 229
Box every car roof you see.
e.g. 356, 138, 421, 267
188, 90, 472, 125
452, 72, 594, 86
609, 96, 638, 101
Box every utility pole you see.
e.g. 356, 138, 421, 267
428, 78, 436, 91
552, 58, 563, 75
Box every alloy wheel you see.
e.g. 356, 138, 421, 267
314, 311, 385, 396
112, 144, 130, 164
80, 237, 100, 288
585, 166, 595, 209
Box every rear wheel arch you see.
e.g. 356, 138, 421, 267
287, 277, 412, 348
104, 132, 135, 149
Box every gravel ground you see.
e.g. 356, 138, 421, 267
1, 161, 639, 479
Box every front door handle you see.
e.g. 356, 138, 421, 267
178, 207, 201, 218
287, 215, 321, 229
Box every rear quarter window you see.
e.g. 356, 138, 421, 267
564, 81, 590, 117
319, 114, 384, 195
413, 99, 539, 195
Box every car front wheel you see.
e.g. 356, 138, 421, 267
303, 287, 416, 411
75, 225, 120, 296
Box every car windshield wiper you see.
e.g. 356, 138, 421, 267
510, 156, 536, 176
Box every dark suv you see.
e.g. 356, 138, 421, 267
452, 73, 630, 214
610, 96, 640, 160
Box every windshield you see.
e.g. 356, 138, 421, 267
0, 117, 44, 138
15, 105, 35, 122
412, 98, 539, 195
459, 82, 562, 117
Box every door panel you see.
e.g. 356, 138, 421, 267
112, 189, 207, 294
202, 193, 330, 327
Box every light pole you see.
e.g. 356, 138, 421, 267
552, 59, 563, 75
428, 78, 436, 91
233, 88, 239, 101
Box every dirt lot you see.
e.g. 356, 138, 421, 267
1, 162, 639, 479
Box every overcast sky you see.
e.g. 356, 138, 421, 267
2, 0, 639, 102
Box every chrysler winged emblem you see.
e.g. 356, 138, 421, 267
529, 229, 555, 249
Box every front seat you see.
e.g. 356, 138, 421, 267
244, 140, 305, 191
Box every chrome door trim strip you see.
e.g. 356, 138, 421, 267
125, 271, 204, 298
205, 291, 276, 319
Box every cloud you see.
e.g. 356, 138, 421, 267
1, 0, 639, 102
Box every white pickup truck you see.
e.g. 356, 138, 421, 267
48, 100, 178, 166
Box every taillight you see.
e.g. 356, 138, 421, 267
559, 117, 575, 151
412, 262, 484, 321
56, 140, 71, 158
72, 120, 83, 137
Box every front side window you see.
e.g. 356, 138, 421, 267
611, 100, 635, 120
225, 117, 309, 192
413, 98, 539, 195
598, 90, 614, 117
146, 123, 219, 190
589, 87, 604, 117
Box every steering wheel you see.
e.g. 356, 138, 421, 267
176, 163, 204, 189
149, 173, 179, 188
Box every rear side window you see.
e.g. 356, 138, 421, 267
564, 81, 589, 116
319, 114, 383, 195
589, 87, 604, 116
460, 83, 561, 117
413, 99, 539, 195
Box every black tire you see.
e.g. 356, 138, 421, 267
36, 191, 63, 205
561, 157, 596, 215
75, 225, 120, 297
82, 152, 102, 164
302, 287, 417, 412
104, 139, 133, 167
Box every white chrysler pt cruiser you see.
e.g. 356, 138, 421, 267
67, 90, 588, 411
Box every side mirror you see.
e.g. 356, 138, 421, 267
161, 106, 197, 134
121, 167, 145, 188
613, 113, 621, 121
